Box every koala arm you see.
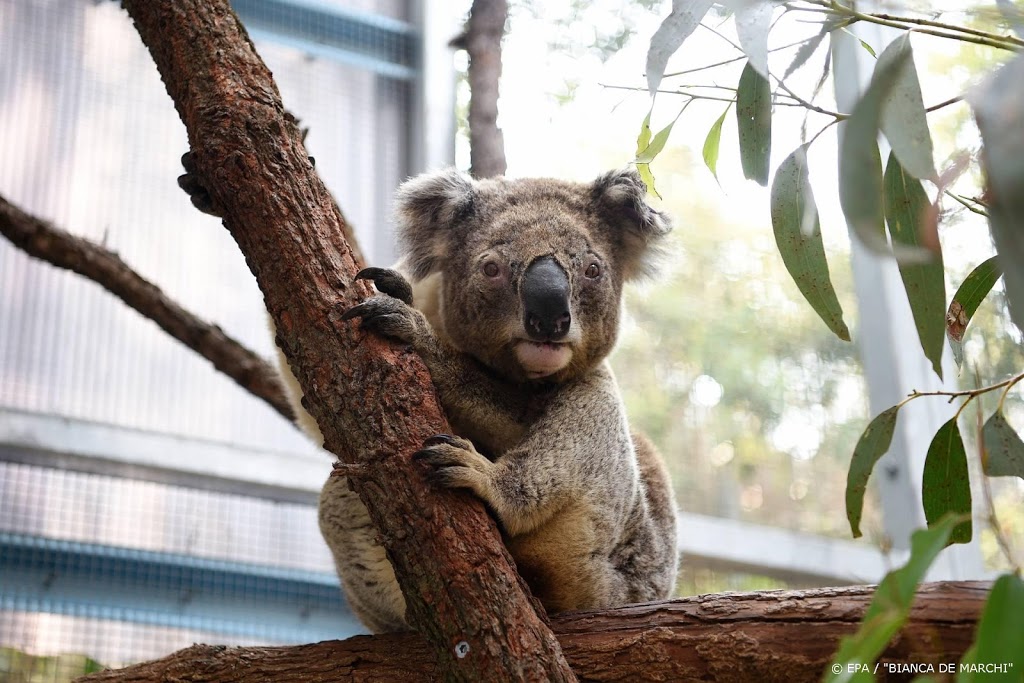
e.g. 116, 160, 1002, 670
414, 368, 635, 538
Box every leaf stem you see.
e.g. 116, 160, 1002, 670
945, 190, 990, 218
897, 370, 1024, 409
795, 0, 1022, 52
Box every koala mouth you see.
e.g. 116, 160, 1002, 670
514, 340, 573, 379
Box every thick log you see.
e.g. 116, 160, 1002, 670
80, 581, 988, 682
118, 1, 575, 681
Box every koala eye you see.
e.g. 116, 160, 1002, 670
482, 261, 501, 278
584, 262, 601, 279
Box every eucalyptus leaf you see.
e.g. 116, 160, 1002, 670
771, 145, 851, 342
838, 46, 910, 252
736, 61, 771, 186
884, 153, 945, 380
702, 105, 730, 182
877, 34, 935, 180
982, 410, 1024, 480
825, 516, 961, 683
956, 573, 1024, 683
782, 26, 828, 82
645, 0, 716, 95
846, 406, 899, 538
637, 163, 660, 199
973, 53, 1024, 333
922, 418, 972, 545
731, 0, 773, 78
946, 256, 1002, 369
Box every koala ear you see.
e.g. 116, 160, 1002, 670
592, 168, 672, 280
395, 168, 476, 280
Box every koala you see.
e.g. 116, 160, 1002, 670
178, 156, 679, 633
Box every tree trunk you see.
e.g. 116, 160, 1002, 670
118, 1, 575, 681
80, 581, 988, 682
466, 0, 508, 179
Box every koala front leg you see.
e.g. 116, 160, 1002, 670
413, 432, 573, 538
344, 268, 528, 453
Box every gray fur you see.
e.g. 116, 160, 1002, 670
292, 167, 679, 632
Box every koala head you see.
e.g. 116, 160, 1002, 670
395, 168, 671, 384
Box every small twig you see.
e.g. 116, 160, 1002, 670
792, 0, 1022, 52
926, 95, 964, 113
945, 191, 990, 218
331, 461, 370, 479
898, 370, 1024, 408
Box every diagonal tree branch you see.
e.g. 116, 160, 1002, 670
119, 1, 576, 680
0, 194, 294, 422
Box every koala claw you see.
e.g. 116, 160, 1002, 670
341, 295, 417, 343
355, 267, 414, 305
178, 151, 224, 217
413, 435, 491, 492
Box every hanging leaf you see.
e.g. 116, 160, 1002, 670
845, 406, 900, 538
838, 43, 910, 252
973, 53, 1024, 334
922, 418, 972, 545
982, 410, 1024, 480
636, 103, 690, 165
957, 573, 1024, 683
702, 105, 730, 183
877, 34, 936, 181
731, 0, 773, 78
946, 256, 1002, 369
884, 153, 946, 380
771, 145, 851, 342
736, 61, 771, 186
782, 26, 828, 82
637, 163, 660, 199
645, 0, 716, 95
825, 516, 962, 683
837, 27, 878, 58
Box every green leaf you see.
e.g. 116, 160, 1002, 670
770, 145, 851, 342
839, 42, 910, 252
946, 256, 1002, 369
838, 27, 877, 58
922, 418, 972, 545
825, 516, 962, 683
736, 61, 771, 186
957, 573, 1024, 683
637, 163, 660, 199
702, 105, 730, 182
846, 406, 900, 538
878, 34, 935, 180
982, 410, 1024, 480
636, 104, 689, 165
636, 110, 653, 156
884, 153, 946, 380
645, 0, 716, 94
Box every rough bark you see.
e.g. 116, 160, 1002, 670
81, 581, 988, 682
119, 1, 575, 681
0, 194, 294, 422
465, 0, 508, 179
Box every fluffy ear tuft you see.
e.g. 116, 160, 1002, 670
592, 168, 672, 280
395, 168, 476, 280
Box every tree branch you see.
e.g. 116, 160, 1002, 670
81, 581, 989, 682
0, 194, 294, 422
119, 1, 575, 680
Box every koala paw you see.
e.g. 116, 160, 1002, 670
355, 267, 414, 305
413, 434, 492, 493
342, 294, 419, 344
178, 151, 224, 217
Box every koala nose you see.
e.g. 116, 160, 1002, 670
522, 256, 571, 341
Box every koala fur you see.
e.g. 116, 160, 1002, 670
281, 167, 680, 633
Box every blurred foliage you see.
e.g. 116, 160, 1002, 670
0, 647, 104, 683
611, 147, 877, 541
